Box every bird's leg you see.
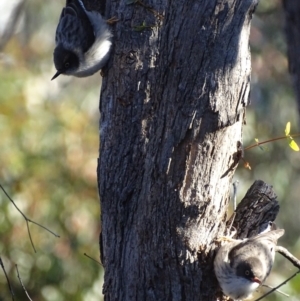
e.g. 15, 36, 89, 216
225, 212, 236, 237
216, 236, 234, 243
215, 235, 237, 244
106, 16, 119, 25
215, 227, 242, 245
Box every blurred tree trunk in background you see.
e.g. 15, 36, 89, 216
95, 0, 257, 300
0, 0, 25, 50
283, 0, 300, 119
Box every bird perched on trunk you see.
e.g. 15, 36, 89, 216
214, 228, 284, 300
52, 0, 112, 80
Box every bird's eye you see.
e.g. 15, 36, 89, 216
245, 270, 250, 276
65, 62, 70, 68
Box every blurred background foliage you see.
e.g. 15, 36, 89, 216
237, 1, 300, 300
0, 1, 103, 300
0, 0, 299, 300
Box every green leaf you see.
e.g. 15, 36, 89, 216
285, 122, 291, 136
133, 25, 146, 31
133, 21, 154, 32
289, 139, 299, 151
255, 138, 259, 143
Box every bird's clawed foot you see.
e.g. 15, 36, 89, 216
106, 16, 119, 25
215, 236, 236, 244
216, 227, 238, 244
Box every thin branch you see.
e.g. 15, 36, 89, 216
244, 133, 300, 151
0, 184, 60, 253
84, 253, 102, 265
262, 284, 289, 297
276, 245, 300, 269
254, 270, 300, 301
15, 264, 33, 301
27, 219, 60, 238
0, 257, 15, 301
254, 246, 300, 301
25, 221, 36, 253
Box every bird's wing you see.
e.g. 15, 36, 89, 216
56, 0, 95, 53
228, 229, 284, 262
249, 229, 285, 245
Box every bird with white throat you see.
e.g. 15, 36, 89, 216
52, 0, 113, 80
214, 228, 284, 300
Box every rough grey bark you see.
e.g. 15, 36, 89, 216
231, 179, 280, 239
283, 0, 300, 116
97, 1, 257, 300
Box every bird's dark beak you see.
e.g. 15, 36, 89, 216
51, 70, 61, 80
252, 276, 261, 284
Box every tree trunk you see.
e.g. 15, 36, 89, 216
283, 0, 300, 117
98, 1, 257, 300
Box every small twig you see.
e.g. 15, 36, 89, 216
255, 237, 300, 301
0, 257, 15, 301
244, 133, 300, 151
0, 184, 60, 253
15, 264, 33, 301
262, 284, 289, 297
276, 245, 300, 269
29, 219, 59, 237
254, 246, 300, 301
254, 270, 300, 301
84, 253, 102, 266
